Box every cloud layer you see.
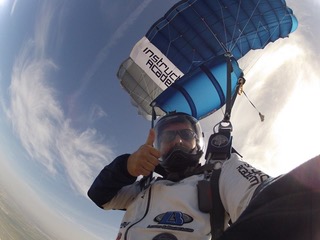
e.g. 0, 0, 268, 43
6, 1, 113, 196
5, 0, 157, 197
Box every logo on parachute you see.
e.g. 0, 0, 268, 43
142, 47, 182, 88
130, 37, 183, 90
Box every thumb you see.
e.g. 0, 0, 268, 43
145, 128, 156, 146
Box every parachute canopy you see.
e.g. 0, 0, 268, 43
117, 0, 298, 120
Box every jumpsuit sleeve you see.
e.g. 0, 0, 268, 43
218, 155, 320, 240
219, 153, 271, 222
87, 154, 140, 210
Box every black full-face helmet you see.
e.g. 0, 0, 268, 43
154, 112, 204, 173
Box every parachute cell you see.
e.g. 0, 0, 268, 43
152, 54, 243, 119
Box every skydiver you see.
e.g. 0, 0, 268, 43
88, 112, 320, 240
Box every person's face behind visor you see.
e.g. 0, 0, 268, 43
157, 122, 197, 158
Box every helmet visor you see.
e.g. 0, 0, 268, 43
154, 113, 204, 158
158, 129, 197, 143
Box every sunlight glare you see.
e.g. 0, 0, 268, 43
272, 73, 320, 174
244, 43, 303, 91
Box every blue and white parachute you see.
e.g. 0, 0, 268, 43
117, 0, 298, 120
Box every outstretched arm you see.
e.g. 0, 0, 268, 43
87, 154, 136, 208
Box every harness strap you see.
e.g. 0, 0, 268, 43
210, 168, 225, 239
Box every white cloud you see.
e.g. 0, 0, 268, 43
3, 0, 163, 201
10, 0, 18, 15
241, 41, 319, 173
9, 40, 61, 174
57, 122, 111, 194
6, 2, 114, 196
89, 104, 108, 123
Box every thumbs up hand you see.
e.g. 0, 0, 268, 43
127, 129, 161, 177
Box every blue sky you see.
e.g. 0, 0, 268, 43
0, 0, 320, 239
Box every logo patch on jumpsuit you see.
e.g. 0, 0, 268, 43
154, 211, 193, 225
148, 211, 194, 233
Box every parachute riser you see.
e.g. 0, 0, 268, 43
204, 53, 235, 165
199, 54, 238, 239
224, 52, 233, 122
204, 53, 244, 165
